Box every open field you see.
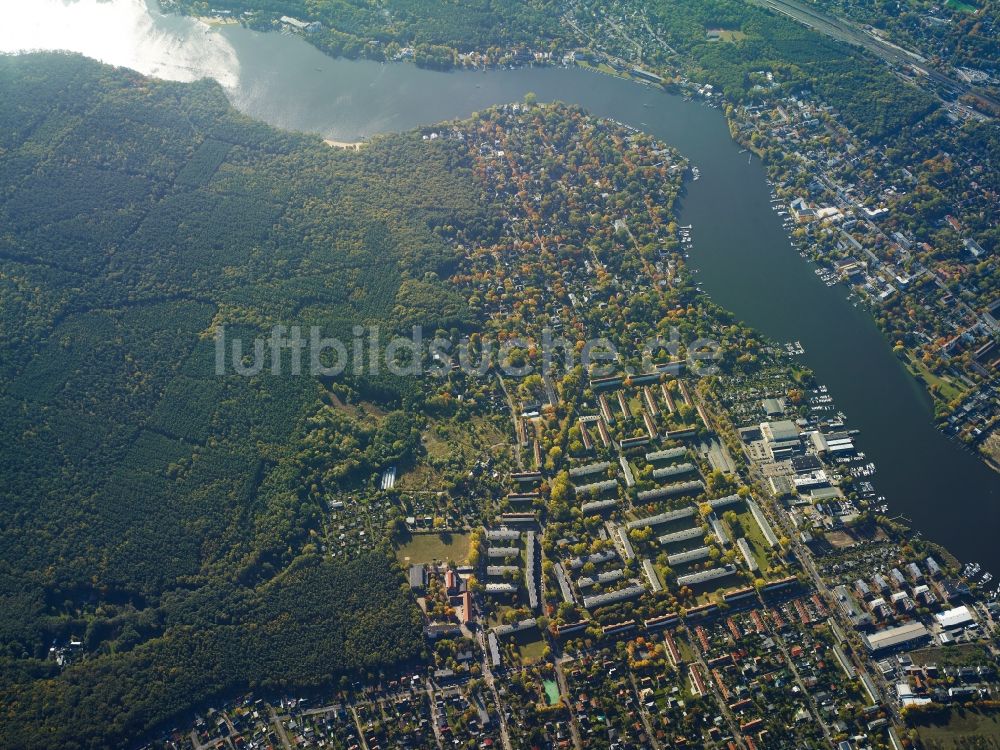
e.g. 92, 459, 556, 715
393, 463, 444, 492
826, 530, 857, 549
395, 532, 471, 565
707, 28, 748, 42
515, 633, 547, 665
910, 643, 992, 668
915, 707, 1000, 749
422, 415, 508, 462
398, 415, 509, 491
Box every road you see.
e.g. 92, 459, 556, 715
426, 685, 446, 750
765, 489, 896, 721
708, 389, 895, 727
477, 630, 514, 750
543, 373, 559, 408
640, 11, 678, 56
554, 658, 584, 749
349, 706, 369, 750
266, 704, 294, 750
626, 669, 662, 749
688, 641, 748, 750
757, 598, 834, 745
497, 374, 525, 470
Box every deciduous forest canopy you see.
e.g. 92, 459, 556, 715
0, 52, 487, 749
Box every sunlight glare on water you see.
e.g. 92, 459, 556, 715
0, 0, 240, 88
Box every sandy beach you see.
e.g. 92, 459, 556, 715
324, 139, 366, 150
195, 15, 239, 26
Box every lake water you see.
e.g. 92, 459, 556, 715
4, 0, 998, 576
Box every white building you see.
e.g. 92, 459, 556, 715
935, 605, 974, 630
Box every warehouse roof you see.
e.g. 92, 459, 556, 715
862, 621, 930, 653
935, 606, 974, 630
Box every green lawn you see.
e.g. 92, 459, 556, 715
675, 634, 697, 663
395, 532, 471, 565
542, 679, 561, 705
576, 60, 625, 77
628, 396, 644, 416
690, 571, 742, 603
945, 0, 978, 13
514, 633, 547, 665
735, 508, 772, 573
908, 355, 965, 402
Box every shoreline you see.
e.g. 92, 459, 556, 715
193, 15, 239, 27
324, 138, 366, 150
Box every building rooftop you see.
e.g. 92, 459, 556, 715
575, 479, 619, 496
658, 526, 704, 545
568, 461, 612, 478
626, 506, 696, 530
707, 494, 741, 509
651, 462, 696, 480
646, 447, 687, 462
582, 584, 644, 611
484, 528, 521, 541
667, 546, 711, 566
737, 537, 759, 572
761, 419, 800, 443
642, 559, 662, 592
636, 481, 704, 503
862, 621, 930, 653
581, 498, 618, 515
677, 565, 736, 586
762, 397, 786, 416
935, 605, 974, 630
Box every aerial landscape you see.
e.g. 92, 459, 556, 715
0, 0, 998, 748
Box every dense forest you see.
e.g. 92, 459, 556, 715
0, 52, 490, 748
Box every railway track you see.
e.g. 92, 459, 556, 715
750, 0, 1000, 109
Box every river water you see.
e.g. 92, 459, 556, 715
4, 0, 999, 575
